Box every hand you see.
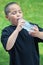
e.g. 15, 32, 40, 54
29, 25, 40, 37
16, 18, 25, 32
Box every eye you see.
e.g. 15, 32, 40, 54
19, 11, 22, 13
11, 11, 17, 15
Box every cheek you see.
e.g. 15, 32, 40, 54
10, 15, 17, 22
21, 13, 23, 17
10, 16, 18, 25
12, 16, 17, 23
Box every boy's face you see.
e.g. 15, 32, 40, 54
6, 4, 23, 26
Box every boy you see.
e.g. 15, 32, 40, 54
1, 2, 43, 65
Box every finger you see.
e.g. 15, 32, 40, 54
29, 31, 35, 35
34, 25, 38, 28
31, 26, 38, 31
29, 31, 36, 37
34, 25, 38, 29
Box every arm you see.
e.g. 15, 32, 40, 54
6, 19, 25, 51
6, 28, 19, 51
37, 32, 43, 39
29, 25, 43, 39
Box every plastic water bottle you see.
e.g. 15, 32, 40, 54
22, 20, 34, 32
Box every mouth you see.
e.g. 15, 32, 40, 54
17, 18, 22, 21
17, 19, 20, 21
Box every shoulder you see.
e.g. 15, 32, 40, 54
2, 25, 15, 30
2, 25, 16, 33
29, 22, 37, 25
2, 25, 16, 36
29, 22, 43, 31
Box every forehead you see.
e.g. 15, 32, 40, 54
9, 4, 21, 12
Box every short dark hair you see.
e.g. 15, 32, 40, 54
4, 2, 18, 15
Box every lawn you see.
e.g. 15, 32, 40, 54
0, 0, 43, 65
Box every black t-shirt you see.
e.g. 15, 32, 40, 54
1, 24, 43, 65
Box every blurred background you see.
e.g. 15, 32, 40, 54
0, 0, 43, 65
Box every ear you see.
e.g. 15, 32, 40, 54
5, 15, 8, 19
5, 15, 10, 21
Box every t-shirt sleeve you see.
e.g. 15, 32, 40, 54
1, 28, 10, 51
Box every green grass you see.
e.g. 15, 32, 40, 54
0, 43, 9, 65
0, 0, 43, 65
39, 43, 43, 65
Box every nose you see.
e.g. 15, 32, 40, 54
17, 12, 20, 17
